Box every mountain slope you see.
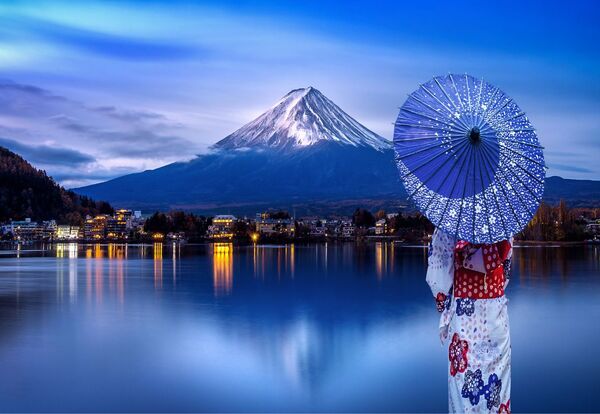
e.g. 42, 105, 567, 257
0, 146, 113, 223
77, 142, 403, 214
214, 87, 391, 151
75, 88, 600, 214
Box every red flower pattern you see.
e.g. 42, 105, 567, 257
448, 333, 469, 376
435, 292, 447, 313
498, 399, 510, 413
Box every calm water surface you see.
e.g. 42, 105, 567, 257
0, 242, 598, 412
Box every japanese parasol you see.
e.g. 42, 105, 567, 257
393, 74, 545, 243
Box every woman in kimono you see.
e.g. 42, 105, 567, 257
427, 228, 513, 413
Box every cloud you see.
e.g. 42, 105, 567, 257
0, 137, 95, 167
0, 79, 202, 185
1, 15, 199, 61
549, 163, 594, 174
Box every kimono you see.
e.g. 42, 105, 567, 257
427, 228, 513, 413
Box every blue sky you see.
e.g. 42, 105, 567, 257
0, 0, 598, 187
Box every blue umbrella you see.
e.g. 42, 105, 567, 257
394, 74, 545, 243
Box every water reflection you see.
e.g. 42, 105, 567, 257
154, 242, 163, 290
213, 243, 233, 296
375, 242, 395, 279
250, 244, 296, 280
1, 243, 599, 412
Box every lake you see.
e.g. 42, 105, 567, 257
0, 242, 598, 412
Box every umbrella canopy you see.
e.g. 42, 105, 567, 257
394, 74, 545, 243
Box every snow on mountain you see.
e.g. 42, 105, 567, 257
213, 87, 391, 151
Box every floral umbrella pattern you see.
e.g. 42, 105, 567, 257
394, 74, 545, 243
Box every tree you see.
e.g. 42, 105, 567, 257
374, 210, 387, 220
352, 208, 375, 228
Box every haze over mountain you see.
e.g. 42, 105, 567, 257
76, 88, 600, 214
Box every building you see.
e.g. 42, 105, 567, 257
341, 221, 356, 238
586, 223, 600, 236
114, 209, 134, 229
106, 217, 128, 239
56, 225, 80, 240
84, 215, 109, 239
375, 219, 388, 235
1, 218, 56, 240
208, 215, 236, 239
255, 212, 295, 236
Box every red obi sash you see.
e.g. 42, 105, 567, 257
453, 240, 511, 299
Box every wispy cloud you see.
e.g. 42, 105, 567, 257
1, 15, 200, 61
0, 79, 202, 185
0, 137, 95, 167
549, 163, 594, 174
0, 0, 597, 183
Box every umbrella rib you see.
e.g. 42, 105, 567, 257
499, 144, 546, 169
471, 141, 478, 242
404, 139, 470, 199
478, 143, 525, 231
400, 106, 463, 131
475, 77, 485, 117
406, 93, 467, 133
492, 166, 535, 224
477, 141, 511, 238
499, 111, 526, 124
394, 122, 456, 132
482, 144, 537, 224
464, 74, 473, 126
497, 154, 544, 201
480, 87, 502, 122
394, 132, 464, 141
485, 96, 514, 122
406, 93, 448, 118
496, 136, 544, 149
433, 78, 471, 131
434, 77, 460, 111
502, 154, 545, 186
401, 139, 469, 180
419, 140, 470, 222
419, 84, 454, 115
395, 138, 463, 161
433, 141, 474, 231
476, 145, 498, 243
449, 74, 464, 111
499, 158, 543, 205
453, 143, 475, 240
449, 74, 469, 125
421, 83, 470, 131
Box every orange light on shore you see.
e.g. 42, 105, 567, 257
251, 233, 259, 243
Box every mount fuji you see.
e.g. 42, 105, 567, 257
76, 87, 405, 214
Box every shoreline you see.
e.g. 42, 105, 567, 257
0, 238, 596, 247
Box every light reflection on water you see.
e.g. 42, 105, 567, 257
0, 242, 598, 412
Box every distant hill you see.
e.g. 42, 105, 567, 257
75, 87, 600, 215
544, 176, 600, 207
0, 146, 113, 223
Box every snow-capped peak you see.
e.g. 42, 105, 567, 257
213, 87, 391, 151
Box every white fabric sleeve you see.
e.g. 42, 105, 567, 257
426, 228, 455, 298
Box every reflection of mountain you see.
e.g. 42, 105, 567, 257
188, 243, 431, 390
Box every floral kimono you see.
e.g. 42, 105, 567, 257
427, 228, 513, 413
